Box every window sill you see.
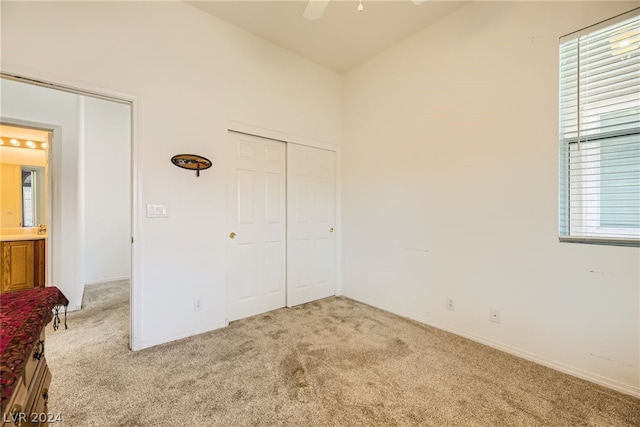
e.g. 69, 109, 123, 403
559, 236, 640, 248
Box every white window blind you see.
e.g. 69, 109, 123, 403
559, 9, 640, 246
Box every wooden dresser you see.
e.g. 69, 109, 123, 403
2, 329, 52, 427
0, 287, 67, 426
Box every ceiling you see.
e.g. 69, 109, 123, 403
186, 0, 470, 73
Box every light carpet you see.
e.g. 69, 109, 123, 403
44, 281, 639, 426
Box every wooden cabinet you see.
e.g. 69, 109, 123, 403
0, 239, 46, 293
2, 330, 53, 427
1, 287, 66, 427
34, 240, 45, 290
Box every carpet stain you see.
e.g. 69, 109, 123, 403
217, 339, 254, 361
258, 313, 275, 323
268, 329, 287, 340
233, 389, 249, 401
337, 348, 380, 370
385, 337, 411, 358
281, 352, 311, 402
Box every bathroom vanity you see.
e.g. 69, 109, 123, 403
0, 230, 46, 294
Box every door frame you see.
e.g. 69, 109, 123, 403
0, 118, 59, 289
1, 72, 141, 351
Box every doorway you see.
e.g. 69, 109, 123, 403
0, 124, 51, 288
226, 131, 336, 321
0, 75, 135, 347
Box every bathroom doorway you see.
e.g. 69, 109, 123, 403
1, 75, 134, 347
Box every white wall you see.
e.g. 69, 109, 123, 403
83, 97, 131, 285
342, 1, 639, 396
0, 1, 342, 349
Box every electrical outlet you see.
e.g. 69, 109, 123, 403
194, 299, 202, 311
490, 308, 501, 324
446, 297, 455, 311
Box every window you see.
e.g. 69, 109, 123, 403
559, 9, 640, 246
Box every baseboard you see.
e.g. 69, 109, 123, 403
66, 304, 82, 313
136, 321, 228, 351
347, 294, 640, 399
84, 276, 130, 286
428, 320, 640, 398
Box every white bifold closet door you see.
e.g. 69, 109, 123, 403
286, 143, 336, 307
226, 132, 287, 322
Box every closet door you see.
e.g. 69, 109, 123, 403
226, 132, 286, 321
287, 143, 336, 307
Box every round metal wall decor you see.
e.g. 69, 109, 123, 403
170, 154, 212, 177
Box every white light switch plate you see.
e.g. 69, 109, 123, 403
146, 204, 169, 218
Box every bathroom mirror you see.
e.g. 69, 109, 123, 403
21, 166, 46, 227
0, 125, 50, 229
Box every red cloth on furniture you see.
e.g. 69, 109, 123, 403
0, 286, 68, 410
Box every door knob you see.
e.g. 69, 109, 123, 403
229, 232, 236, 239
329, 227, 334, 233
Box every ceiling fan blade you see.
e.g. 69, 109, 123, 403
303, 0, 330, 20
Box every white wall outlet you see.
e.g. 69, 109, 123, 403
490, 308, 501, 324
194, 299, 202, 311
446, 297, 455, 311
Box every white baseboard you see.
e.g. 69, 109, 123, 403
64, 304, 82, 313
347, 294, 640, 399
84, 276, 130, 286
136, 321, 228, 351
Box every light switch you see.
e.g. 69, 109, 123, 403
146, 204, 169, 218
